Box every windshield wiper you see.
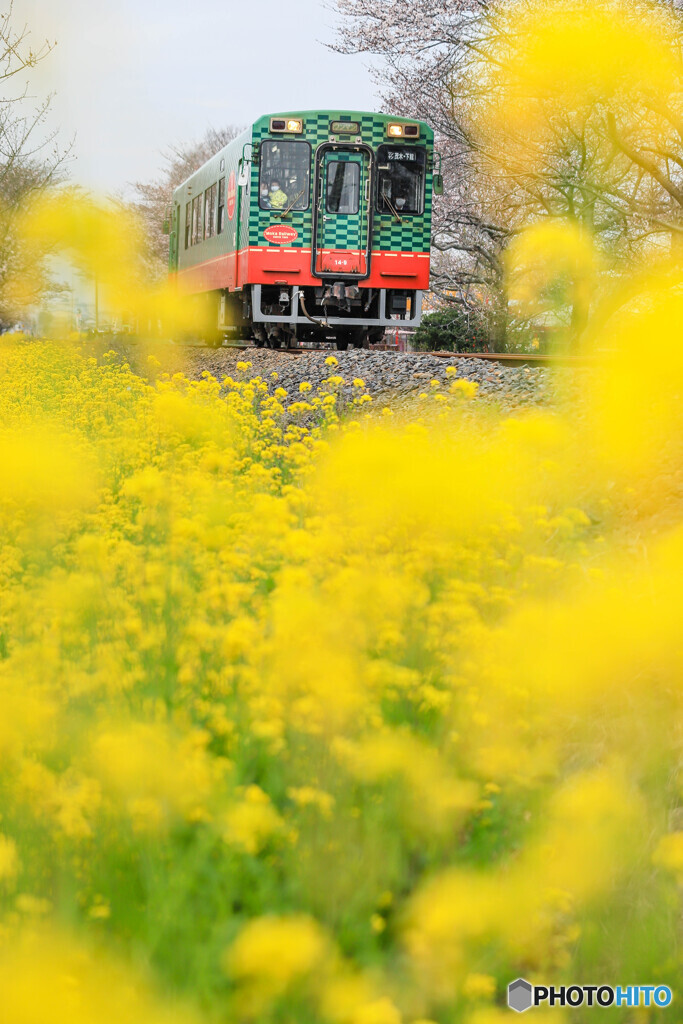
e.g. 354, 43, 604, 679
381, 193, 403, 224
277, 189, 305, 218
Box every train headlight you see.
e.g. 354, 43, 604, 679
270, 117, 303, 133
386, 122, 420, 138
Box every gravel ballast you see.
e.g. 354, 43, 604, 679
109, 343, 582, 411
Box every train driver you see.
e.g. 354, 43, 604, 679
269, 180, 288, 209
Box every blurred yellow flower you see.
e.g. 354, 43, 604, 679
222, 785, 284, 854
449, 379, 479, 398
353, 997, 402, 1024
0, 835, 20, 884
224, 914, 329, 995
463, 973, 496, 1000
653, 832, 683, 881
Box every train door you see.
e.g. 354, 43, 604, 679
314, 147, 372, 277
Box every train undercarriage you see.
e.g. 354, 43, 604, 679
215, 283, 423, 350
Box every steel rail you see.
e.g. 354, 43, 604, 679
216, 343, 596, 366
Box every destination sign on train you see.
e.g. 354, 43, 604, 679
330, 121, 360, 134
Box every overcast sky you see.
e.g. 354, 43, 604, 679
11, 0, 378, 194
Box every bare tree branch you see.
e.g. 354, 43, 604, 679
0, 2, 70, 325
128, 125, 244, 278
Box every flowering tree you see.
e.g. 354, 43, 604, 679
130, 125, 243, 278
333, 0, 683, 343
332, 0, 508, 334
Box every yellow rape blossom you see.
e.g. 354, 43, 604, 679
222, 785, 284, 853
224, 914, 330, 995
449, 379, 479, 398
0, 930, 200, 1024
652, 832, 683, 882
0, 835, 20, 884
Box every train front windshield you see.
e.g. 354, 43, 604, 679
259, 140, 311, 210
376, 145, 426, 215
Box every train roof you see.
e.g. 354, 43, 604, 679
254, 109, 432, 126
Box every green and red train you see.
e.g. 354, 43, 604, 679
168, 110, 440, 348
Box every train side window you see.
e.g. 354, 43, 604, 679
191, 195, 202, 244
184, 202, 191, 249
217, 178, 225, 233
259, 140, 310, 211
204, 183, 217, 239
326, 161, 360, 215
376, 145, 426, 215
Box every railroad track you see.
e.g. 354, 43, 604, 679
213, 343, 594, 368
119, 339, 592, 367
425, 351, 597, 368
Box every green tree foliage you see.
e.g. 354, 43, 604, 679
412, 305, 492, 352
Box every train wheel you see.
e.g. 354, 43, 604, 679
337, 329, 368, 350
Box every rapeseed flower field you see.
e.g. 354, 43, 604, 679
0, 305, 681, 1022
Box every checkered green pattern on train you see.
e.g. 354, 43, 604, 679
247, 208, 313, 248
373, 206, 431, 253
248, 111, 433, 253
253, 112, 395, 148
320, 216, 365, 249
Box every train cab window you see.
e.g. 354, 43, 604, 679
259, 140, 310, 211
376, 145, 426, 215
204, 183, 217, 239
191, 195, 202, 244
217, 178, 226, 233
184, 202, 191, 249
326, 161, 360, 214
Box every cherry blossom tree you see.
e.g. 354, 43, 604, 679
130, 126, 243, 278
332, 0, 683, 342
331, 0, 513, 340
